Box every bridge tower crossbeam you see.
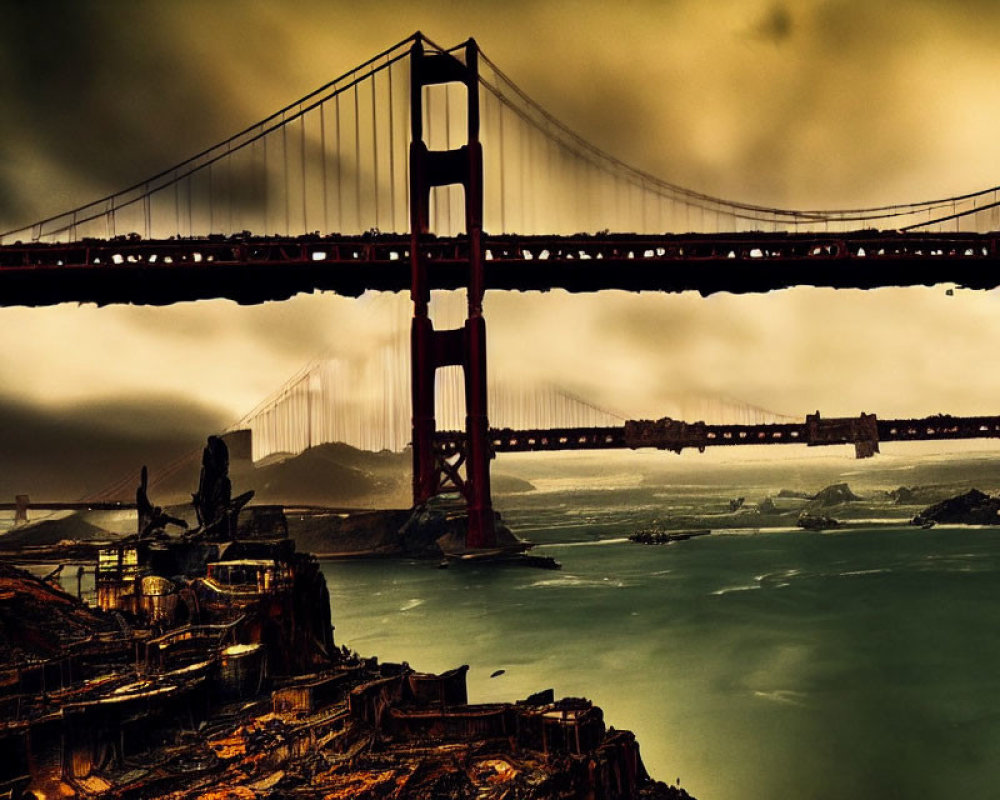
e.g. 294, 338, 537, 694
409, 36, 496, 548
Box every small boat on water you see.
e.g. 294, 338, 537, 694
796, 513, 842, 531
438, 548, 561, 570
628, 528, 711, 545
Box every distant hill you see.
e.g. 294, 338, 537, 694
231, 443, 534, 507
5, 441, 536, 544
236, 443, 412, 508
137, 441, 411, 509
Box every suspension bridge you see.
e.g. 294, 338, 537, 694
4, 32, 1000, 549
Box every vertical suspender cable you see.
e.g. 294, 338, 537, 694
388, 64, 397, 232
372, 73, 380, 230
525, 117, 533, 233
320, 102, 329, 233
517, 115, 524, 232
262, 135, 268, 234
640, 178, 647, 234
354, 82, 362, 231
499, 102, 506, 233
173, 173, 180, 237
283, 120, 291, 235
208, 163, 214, 234
445, 86, 452, 235
301, 112, 308, 234
226, 143, 233, 234
335, 94, 343, 232
187, 171, 194, 236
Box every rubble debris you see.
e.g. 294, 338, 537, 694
1, 436, 691, 800
191, 434, 254, 540
137, 465, 188, 539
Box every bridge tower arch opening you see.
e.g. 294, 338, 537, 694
409, 35, 496, 549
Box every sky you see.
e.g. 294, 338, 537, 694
4, 0, 1000, 492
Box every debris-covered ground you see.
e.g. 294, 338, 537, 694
1, 437, 694, 800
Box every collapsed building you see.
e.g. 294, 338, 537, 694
0, 437, 691, 800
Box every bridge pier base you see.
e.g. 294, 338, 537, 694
14, 494, 29, 526
463, 315, 494, 549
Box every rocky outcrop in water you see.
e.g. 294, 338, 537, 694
777, 489, 815, 500
912, 488, 1000, 526
806, 483, 861, 508
886, 484, 973, 506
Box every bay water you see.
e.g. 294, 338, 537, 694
325, 448, 1000, 800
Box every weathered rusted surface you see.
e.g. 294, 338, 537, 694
0, 438, 692, 800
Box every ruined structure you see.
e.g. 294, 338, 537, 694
0, 438, 691, 800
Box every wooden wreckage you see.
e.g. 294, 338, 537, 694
1, 437, 690, 800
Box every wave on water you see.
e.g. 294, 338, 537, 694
837, 568, 892, 578
525, 575, 632, 590
710, 527, 770, 535
513, 520, 602, 534
711, 584, 762, 596
528, 474, 645, 494
753, 689, 808, 707
398, 598, 424, 612
923, 552, 986, 561
532, 537, 629, 550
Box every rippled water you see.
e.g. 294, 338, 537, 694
324, 477, 1000, 800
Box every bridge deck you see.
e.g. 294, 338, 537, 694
0, 232, 997, 306
435, 413, 1000, 457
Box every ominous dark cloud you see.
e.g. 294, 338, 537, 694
7, 0, 1000, 226
0, 1, 287, 228
0, 392, 228, 500
752, 3, 794, 44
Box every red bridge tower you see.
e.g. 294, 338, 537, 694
409, 36, 496, 548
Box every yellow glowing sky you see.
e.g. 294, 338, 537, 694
3, 0, 1000, 434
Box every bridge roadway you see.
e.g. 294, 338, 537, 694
435, 413, 1000, 459
0, 501, 137, 512
1, 231, 999, 306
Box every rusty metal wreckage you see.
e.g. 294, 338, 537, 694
0, 435, 683, 800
